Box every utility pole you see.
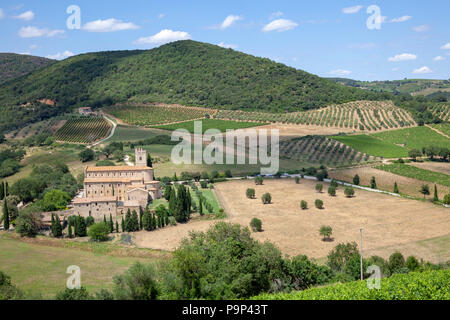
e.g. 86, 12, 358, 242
360, 228, 364, 281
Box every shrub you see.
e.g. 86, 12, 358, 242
288, 255, 332, 290
255, 176, 264, 185
444, 194, 450, 205
330, 179, 338, 188
419, 184, 430, 199
315, 184, 323, 193
261, 193, 272, 204
88, 223, 110, 242
250, 218, 263, 232
370, 176, 377, 189
389, 252, 406, 274
85, 216, 95, 227
200, 181, 208, 189
316, 170, 328, 181
295, 177, 300, 184
353, 174, 360, 186
406, 256, 421, 272
113, 262, 159, 300
328, 186, 336, 197
246, 188, 256, 199
315, 199, 324, 209
0, 271, 24, 300
344, 187, 355, 198
55, 287, 92, 300
300, 200, 308, 210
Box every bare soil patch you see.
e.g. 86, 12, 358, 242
134, 179, 450, 263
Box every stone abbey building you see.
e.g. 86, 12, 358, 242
72, 148, 162, 218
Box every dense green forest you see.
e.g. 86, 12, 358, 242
0, 53, 54, 85
0, 41, 385, 112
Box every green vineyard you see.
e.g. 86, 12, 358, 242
215, 101, 416, 131
55, 117, 112, 144
103, 103, 214, 126
430, 104, 450, 121
280, 135, 378, 166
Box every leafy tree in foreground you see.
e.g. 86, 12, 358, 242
327, 242, 359, 273
15, 211, 42, 238
55, 287, 92, 300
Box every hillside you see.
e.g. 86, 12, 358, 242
0, 53, 54, 85
329, 77, 450, 97
0, 41, 387, 130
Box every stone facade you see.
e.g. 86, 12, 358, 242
72, 148, 162, 217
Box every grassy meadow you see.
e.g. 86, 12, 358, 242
331, 134, 408, 158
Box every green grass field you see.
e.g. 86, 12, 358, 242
152, 119, 263, 133
0, 233, 167, 299
372, 126, 450, 151
375, 163, 450, 187
331, 134, 408, 158
108, 125, 168, 142
430, 123, 450, 137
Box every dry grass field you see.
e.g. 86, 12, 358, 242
329, 166, 450, 198
407, 162, 449, 175
134, 179, 450, 263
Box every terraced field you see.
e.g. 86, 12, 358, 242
215, 101, 416, 131
103, 103, 214, 126
430, 123, 450, 137
280, 135, 378, 166
54, 117, 112, 144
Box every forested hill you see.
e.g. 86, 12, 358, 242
0, 53, 55, 85
0, 40, 385, 113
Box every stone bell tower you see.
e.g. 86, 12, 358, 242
135, 148, 147, 167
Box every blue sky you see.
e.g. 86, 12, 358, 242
0, 0, 449, 81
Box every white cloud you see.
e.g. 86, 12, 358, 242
218, 42, 238, 49
342, 6, 364, 14
82, 18, 139, 32
441, 43, 450, 50
388, 53, 417, 62
220, 15, 243, 29
0, 8, 5, 20
434, 56, 445, 61
329, 69, 352, 76
262, 19, 298, 32
412, 25, 430, 32
14, 10, 34, 21
413, 66, 432, 74
134, 29, 191, 45
18, 26, 64, 38
269, 11, 283, 20
158, 13, 165, 19
46, 51, 75, 60
390, 16, 412, 23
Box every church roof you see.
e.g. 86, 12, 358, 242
86, 165, 152, 172
84, 178, 141, 183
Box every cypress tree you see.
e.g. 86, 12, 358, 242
116, 221, 119, 233
168, 187, 177, 215
103, 215, 107, 225
54, 214, 63, 238
2, 199, 9, 231
199, 198, 204, 216
433, 185, 439, 202
394, 182, 399, 194
131, 210, 139, 232
370, 176, 377, 189
164, 185, 172, 201
139, 207, 143, 230
68, 223, 73, 238
74, 216, 79, 237
5, 182, 8, 196
121, 217, 125, 233
50, 213, 55, 236
109, 214, 114, 233
142, 209, 150, 231
125, 209, 132, 232
151, 213, 156, 230
78, 216, 87, 237
0, 181, 4, 200
147, 153, 153, 167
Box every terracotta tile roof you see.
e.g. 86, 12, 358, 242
86, 166, 152, 172
73, 197, 117, 204
127, 185, 147, 190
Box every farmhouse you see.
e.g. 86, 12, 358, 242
72, 148, 162, 218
